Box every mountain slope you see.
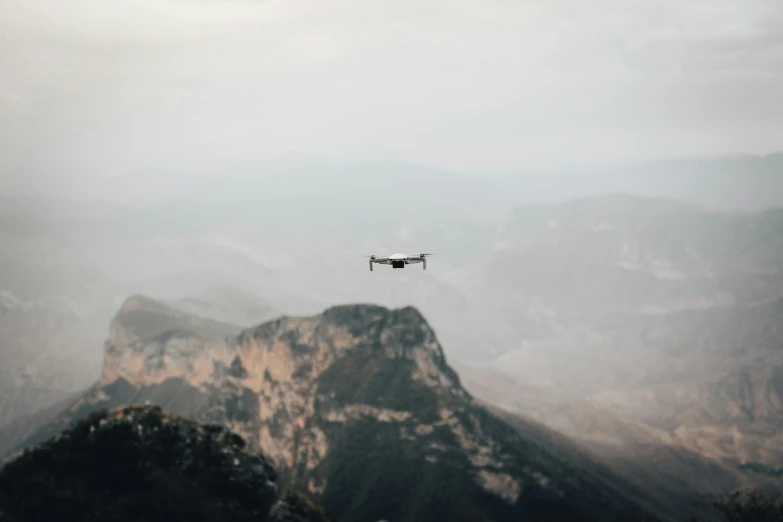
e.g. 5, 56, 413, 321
10, 295, 660, 522
434, 193, 783, 366
601, 153, 783, 212
0, 260, 115, 428
466, 295, 783, 484
587, 297, 783, 469
0, 404, 330, 522
465, 195, 783, 467
490, 194, 783, 311
454, 363, 750, 508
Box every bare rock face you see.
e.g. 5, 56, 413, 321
0, 404, 330, 522
8, 296, 655, 522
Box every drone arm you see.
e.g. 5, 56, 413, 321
407, 253, 432, 268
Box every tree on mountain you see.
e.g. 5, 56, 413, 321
693, 490, 783, 522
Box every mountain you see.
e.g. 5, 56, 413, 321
459, 295, 783, 482
0, 197, 293, 430
3, 177, 783, 520
397, 193, 783, 365
2, 173, 779, 411
585, 298, 783, 468
489, 193, 782, 314
0, 256, 116, 428
598, 153, 783, 212
485, 152, 783, 212
481, 402, 741, 521
0, 391, 82, 459
7, 295, 662, 522
0, 404, 331, 522
0, 293, 249, 455
165, 285, 282, 328
452, 193, 783, 362
454, 363, 754, 497
437, 194, 783, 495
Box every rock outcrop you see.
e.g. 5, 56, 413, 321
8, 296, 657, 522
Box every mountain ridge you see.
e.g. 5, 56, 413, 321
0, 404, 331, 522
7, 295, 660, 522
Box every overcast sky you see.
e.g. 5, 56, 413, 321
1, 0, 781, 200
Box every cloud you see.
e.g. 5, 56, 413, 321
0, 89, 32, 114
0, 0, 781, 198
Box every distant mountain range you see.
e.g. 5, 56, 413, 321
7, 152, 781, 212
589, 153, 783, 212
428, 192, 782, 369
163, 286, 282, 328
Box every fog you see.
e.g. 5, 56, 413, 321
2, 0, 783, 500
2, 0, 782, 202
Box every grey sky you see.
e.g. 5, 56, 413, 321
1, 0, 781, 200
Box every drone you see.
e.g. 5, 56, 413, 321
364, 253, 433, 271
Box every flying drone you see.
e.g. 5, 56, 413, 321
364, 253, 433, 271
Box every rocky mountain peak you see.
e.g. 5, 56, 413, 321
112, 294, 240, 343
117, 293, 169, 315
97, 298, 469, 465
13, 296, 655, 521
240, 303, 459, 393
99, 294, 245, 389
323, 304, 447, 359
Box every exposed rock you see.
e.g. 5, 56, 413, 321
9, 296, 657, 522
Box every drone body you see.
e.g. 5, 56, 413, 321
365, 253, 432, 271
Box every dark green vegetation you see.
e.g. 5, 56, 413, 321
695, 490, 783, 522
645, 490, 783, 522
1, 405, 781, 522
0, 405, 330, 522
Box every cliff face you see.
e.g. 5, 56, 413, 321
9, 295, 655, 522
